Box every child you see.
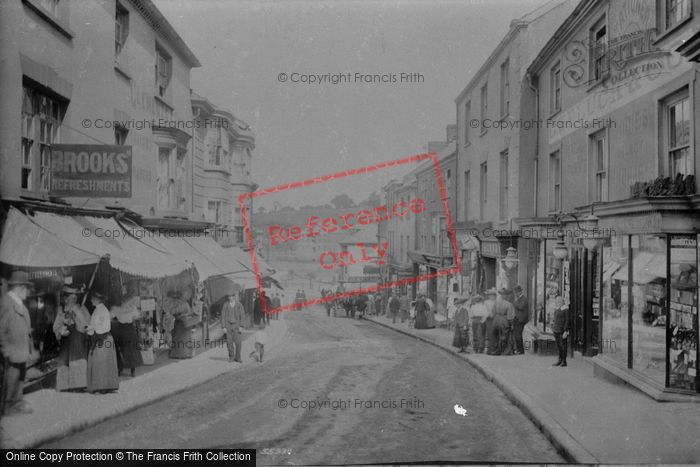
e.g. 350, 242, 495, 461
249, 326, 268, 362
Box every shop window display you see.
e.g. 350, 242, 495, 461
668, 235, 698, 391
630, 235, 667, 386
602, 239, 630, 368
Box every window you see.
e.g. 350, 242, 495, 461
21, 88, 35, 190
115, 126, 128, 145
463, 170, 470, 221
20, 87, 63, 192
550, 61, 561, 114
157, 146, 173, 210
155, 45, 171, 99
590, 131, 608, 202
549, 151, 561, 212
480, 162, 487, 219
500, 58, 510, 117
666, 91, 692, 176
500, 149, 509, 219
207, 200, 222, 224
666, 0, 692, 29
464, 101, 471, 146
590, 18, 608, 83
115, 2, 129, 57
480, 84, 488, 131
234, 226, 244, 244
444, 169, 452, 190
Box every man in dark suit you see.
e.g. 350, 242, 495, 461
388, 292, 400, 324
221, 293, 245, 363
551, 296, 570, 367
512, 285, 529, 355
0, 272, 34, 415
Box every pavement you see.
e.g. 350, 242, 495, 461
363, 313, 700, 464
0, 316, 288, 449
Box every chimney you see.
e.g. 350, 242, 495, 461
427, 141, 448, 154
446, 124, 457, 143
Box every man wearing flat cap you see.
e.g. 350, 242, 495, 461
0, 271, 34, 415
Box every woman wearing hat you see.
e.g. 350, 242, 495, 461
85, 292, 119, 393
52, 286, 90, 391
452, 298, 470, 353
414, 294, 430, 329
110, 283, 143, 377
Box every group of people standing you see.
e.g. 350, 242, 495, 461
451, 286, 530, 356
450, 286, 569, 366
0, 272, 147, 416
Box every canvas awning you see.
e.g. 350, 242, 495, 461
0, 207, 101, 268
23, 209, 190, 278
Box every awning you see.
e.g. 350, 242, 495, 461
150, 235, 225, 280
26, 210, 190, 278
0, 207, 100, 268
458, 233, 480, 251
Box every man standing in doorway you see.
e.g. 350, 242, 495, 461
512, 285, 528, 354
221, 293, 244, 363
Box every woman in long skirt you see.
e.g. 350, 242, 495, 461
110, 294, 143, 376
53, 287, 91, 391
414, 295, 429, 329
86, 292, 119, 393
452, 298, 470, 352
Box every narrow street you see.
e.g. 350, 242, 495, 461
43, 307, 563, 465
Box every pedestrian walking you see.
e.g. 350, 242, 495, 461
489, 289, 515, 355
399, 293, 411, 323
85, 292, 119, 394
551, 296, 569, 367
53, 286, 90, 391
512, 285, 528, 354
469, 295, 488, 353
414, 294, 430, 329
222, 293, 244, 363
388, 292, 400, 323
483, 288, 497, 354
452, 298, 470, 352
253, 291, 263, 326
272, 293, 281, 320
0, 271, 34, 415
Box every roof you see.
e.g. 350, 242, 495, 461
191, 91, 255, 140
129, 0, 201, 68
455, 0, 574, 103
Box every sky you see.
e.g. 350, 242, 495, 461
154, 0, 555, 209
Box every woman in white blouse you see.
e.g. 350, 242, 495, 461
85, 292, 119, 393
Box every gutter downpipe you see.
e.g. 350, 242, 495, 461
527, 72, 539, 215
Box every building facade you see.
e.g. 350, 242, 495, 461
522, 0, 699, 395
453, 0, 576, 299
191, 92, 256, 247
0, 0, 202, 223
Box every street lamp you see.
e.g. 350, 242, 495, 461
552, 206, 605, 256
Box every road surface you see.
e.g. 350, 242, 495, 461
44, 308, 563, 464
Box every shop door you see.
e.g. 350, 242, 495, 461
569, 248, 599, 356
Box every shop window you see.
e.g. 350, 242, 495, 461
668, 235, 698, 391
550, 61, 561, 115
665, 90, 692, 177
207, 200, 221, 224
235, 226, 244, 244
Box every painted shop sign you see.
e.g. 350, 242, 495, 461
50, 144, 132, 198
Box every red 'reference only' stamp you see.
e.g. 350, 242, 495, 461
239, 153, 460, 316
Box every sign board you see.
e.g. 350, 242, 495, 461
50, 144, 132, 197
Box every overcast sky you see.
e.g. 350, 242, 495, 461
154, 0, 554, 209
